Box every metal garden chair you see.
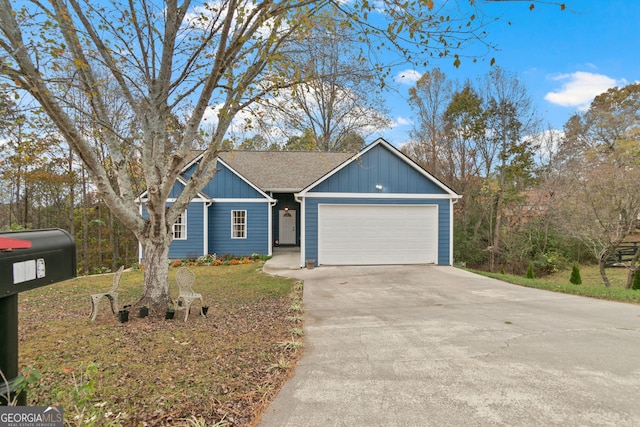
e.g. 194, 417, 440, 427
175, 267, 204, 321
89, 265, 124, 321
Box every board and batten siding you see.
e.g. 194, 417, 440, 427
311, 143, 449, 195
208, 201, 270, 256
201, 161, 265, 199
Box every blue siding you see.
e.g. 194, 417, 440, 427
168, 203, 205, 259
141, 202, 206, 260
304, 198, 451, 265
201, 162, 264, 198
312, 144, 447, 195
169, 180, 185, 199
208, 202, 270, 256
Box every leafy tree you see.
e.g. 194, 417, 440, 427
0, 0, 539, 311
553, 84, 640, 287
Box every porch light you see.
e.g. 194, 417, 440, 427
375, 184, 383, 191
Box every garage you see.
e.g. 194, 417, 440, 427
317, 204, 438, 265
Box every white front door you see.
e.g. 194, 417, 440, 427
279, 210, 297, 245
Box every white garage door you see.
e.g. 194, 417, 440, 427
318, 204, 438, 265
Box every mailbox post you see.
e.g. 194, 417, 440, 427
0, 229, 76, 405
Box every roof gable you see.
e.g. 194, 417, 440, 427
299, 138, 460, 197
201, 159, 272, 200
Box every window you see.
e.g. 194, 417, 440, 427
232, 210, 246, 239
173, 210, 187, 240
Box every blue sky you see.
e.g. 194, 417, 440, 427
378, 0, 640, 146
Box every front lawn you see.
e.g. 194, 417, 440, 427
15, 263, 303, 426
470, 265, 640, 304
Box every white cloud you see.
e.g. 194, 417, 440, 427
395, 69, 422, 85
396, 116, 412, 126
544, 71, 625, 111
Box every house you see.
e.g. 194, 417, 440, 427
139, 138, 461, 267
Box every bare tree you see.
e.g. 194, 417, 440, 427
254, 9, 391, 151
482, 67, 539, 271
405, 68, 452, 177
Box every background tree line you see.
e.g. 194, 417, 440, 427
2, 70, 639, 286
3, 1, 631, 292
403, 69, 640, 287
3, 66, 639, 287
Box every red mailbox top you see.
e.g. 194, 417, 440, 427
0, 237, 32, 250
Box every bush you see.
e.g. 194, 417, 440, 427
526, 263, 535, 279
632, 270, 640, 290
570, 262, 582, 285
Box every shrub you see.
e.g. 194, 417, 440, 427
500, 265, 505, 275
570, 262, 582, 285
632, 270, 640, 290
526, 262, 535, 279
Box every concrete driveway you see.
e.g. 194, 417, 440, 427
260, 253, 640, 426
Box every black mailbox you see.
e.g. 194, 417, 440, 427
0, 229, 76, 297
0, 228, 77, 406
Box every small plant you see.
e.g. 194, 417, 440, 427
91, 266, 111, 275
570, 262, 582, 285
526, 262, 535, 279
285, 315, 302, 323
278, 338, 303, 352
500, 265, 505, 275
632, 269, 640, 290
288, 327, 303, 337
288, 301, 303, 312
59, 362, 125, 426
267, 358, 290, 372
180, 415, 230, 427
196, 254, 217, 266
0, 367, 41, 405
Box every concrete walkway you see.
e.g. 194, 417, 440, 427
260, 251, 640, 426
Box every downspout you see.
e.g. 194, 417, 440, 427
450, 197, 460, 266
204, 200, 212, 256
138, 202, 144, 266
268, 195, 277, 256
295, 193, 305, 268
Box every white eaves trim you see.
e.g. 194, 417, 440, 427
301, 192, 459, 200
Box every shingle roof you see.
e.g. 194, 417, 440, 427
218, 151, 354, 192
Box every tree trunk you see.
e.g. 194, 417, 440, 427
490, 190, 504, 273
598, 258, 611, 288
138, 238, 171, 315
625, 246, 640, 289
82, 167, 89, 275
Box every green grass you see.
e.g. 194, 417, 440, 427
469, 265, 640, 304
15, 263, 302, 426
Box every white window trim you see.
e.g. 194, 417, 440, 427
173, 210, 187, 240
231, 210, 247, 239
